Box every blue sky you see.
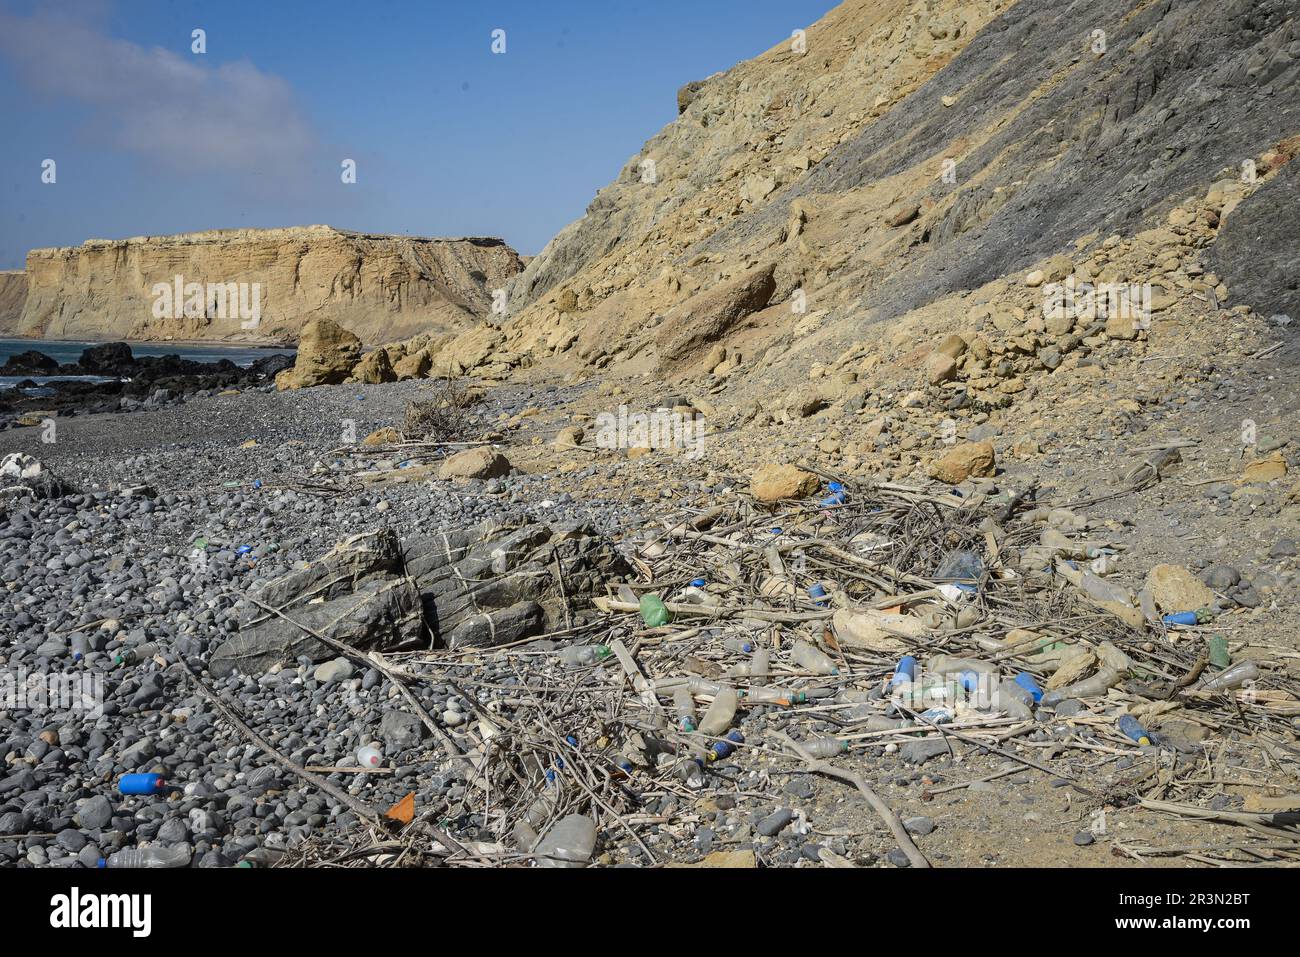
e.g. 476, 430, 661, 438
0, 0, 838, 269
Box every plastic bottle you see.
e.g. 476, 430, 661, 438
101, 846, 191, 869
118, 773, 167, 796
558, 644, 611, 667
723, 638, 755, 654
672, 685, 696, 732
993, 680, 1034, 720
791, 639, 839, 676
534, 814, 597, 868
707, 730, 745, 762
1117, 714, 1151, 745
742, 686, 806, 705
802, 737, 849, 759
357, 745, 383, 769
697, 686, 738, 736
655, 676, 723, 696
114, 642, 160, 666
1162, 611, 1199, 626
639, 594, 671, 627
808, 583, 829, 607
1040, 667, 1120, 707
1013, 672, 1044, 704
71, 634, 90, 662
749, 647, 770, 684
889, 656, 918, 688
1197, 661, 1259, 692
1207, 635, 1231, 669
819, 482, 848, 508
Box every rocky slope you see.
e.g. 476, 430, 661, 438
8, 226, 523, 346
465, 0, 1298, 385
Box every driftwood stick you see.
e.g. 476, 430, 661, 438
773, 730, 930, 869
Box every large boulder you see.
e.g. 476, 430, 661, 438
930, 440, 996, 484
275, 318, 363, 390
655, 264, 776, 365
212, 521, 631, 672
351, 348, 397, 384
750, 463, 818, 502
439, 447, 512, 480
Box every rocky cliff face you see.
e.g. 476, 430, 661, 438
0, 271, 26, 332
478, 0, 1299, 383
9, 226, 523, 346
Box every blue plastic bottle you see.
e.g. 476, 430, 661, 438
707, 731, 745, 762
1118, 714, 1151, 745
1014, 672, 1044, 703
808, 583, 829, 607
118, 773, 167, 795
890, 656, 918, 688
819, 482, 848, 507
1162, 611, 1199, 626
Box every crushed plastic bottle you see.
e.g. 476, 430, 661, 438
1207, 635, 1231, 669
101, 846, 191, 869
791, 639, 839, 676
697, 686, 738, 736
534, 813, 597, 868
819, 482, 848, 508
558, 644, 612, 668
639, 594, 672, 627
801, 737, 849, 759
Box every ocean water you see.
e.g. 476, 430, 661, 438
0, 338, 294, 392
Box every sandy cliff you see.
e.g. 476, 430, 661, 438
8, 226, 523, 346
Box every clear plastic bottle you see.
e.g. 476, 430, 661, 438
802, 737, 849, 759
639, 594, 672, 627
791, 639, 838, 676
102, 846, 191, 869
1198, 661, 1259, 692
743, 686, 806, 705
750, 647, 770, 684
697, 686, 738, 736
723, 637, 755, 654
1041, 667, 1120, 707
558, 644, 611, 667
672, 685, 696, 732
534, 814, 596, 868
114, 642, 160, 666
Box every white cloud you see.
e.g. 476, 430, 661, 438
0, 8, 317, 175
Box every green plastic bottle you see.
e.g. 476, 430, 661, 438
639, 594, 672, 627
